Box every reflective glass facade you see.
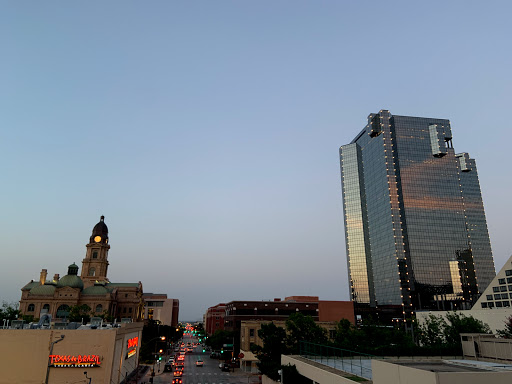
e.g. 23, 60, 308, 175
339, 110, 495, 313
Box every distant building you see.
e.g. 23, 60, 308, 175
474, 253, 512, 311
215, 296, 354, 358
417, 253, 512, 334
204, 303, 226, 335
142, 293, 179, 327
340, 110, 495, 314
19, 216, 144, 322
239, 319, 338, 372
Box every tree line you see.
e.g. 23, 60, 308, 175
248, 311, 500, 382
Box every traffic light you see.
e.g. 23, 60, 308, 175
202, 348, 206, 353
158, 356, 162, 361
221, 348, 224, 354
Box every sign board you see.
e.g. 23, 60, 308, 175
238, 353, 244, 359
126, 336, 139, 359
223, 344, 233, 348
49, 354, 101, 368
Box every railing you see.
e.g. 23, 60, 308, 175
299, 341, 381, 380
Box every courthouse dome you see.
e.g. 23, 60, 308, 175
92, 216, 108, 236
56, 263, 84, 290
56, 275, 84, 290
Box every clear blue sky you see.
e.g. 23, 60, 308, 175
1, 1, 511, 321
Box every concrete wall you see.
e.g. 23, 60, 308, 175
282, 355, 367, 384
461, 333, 512, 361
373, 359, 437, 384
262, 375, 279, 384
437, 371, 512, 384
372, 359, 512, 384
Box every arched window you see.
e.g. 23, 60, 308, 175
27, 304, 35, 312
89, 267, 96, 276
96, 304, 103, 313
42, 304, 50, 313
56, 304, 70, 318
92, 251, 98, 259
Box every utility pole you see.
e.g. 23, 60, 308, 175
45, 335, 65, 384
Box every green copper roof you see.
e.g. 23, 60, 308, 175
82, 285, 109, 296
29, 284, 56, 296
56, 274, 84, 290
22, 281, 40, 291
108, 283, 139, 287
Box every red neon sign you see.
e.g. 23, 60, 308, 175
49, 354, 101, 368
127, 337, 139, 349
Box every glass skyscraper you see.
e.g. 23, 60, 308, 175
339, 110, 495, 314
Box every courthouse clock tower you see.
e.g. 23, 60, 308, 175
81, 216, 110, 288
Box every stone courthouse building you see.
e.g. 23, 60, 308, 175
19, 216, 144, 321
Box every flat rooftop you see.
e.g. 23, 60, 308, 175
395, 359, 512, 373
396, 361, 487, 372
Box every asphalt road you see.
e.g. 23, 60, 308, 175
147, 339, 259, 384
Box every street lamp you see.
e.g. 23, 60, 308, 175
150, 336, 166, 375
45, 335, 65, 384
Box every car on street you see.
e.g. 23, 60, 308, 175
196, 359, 203, 367
172, 379, 182, 384
173, 370, 183, 377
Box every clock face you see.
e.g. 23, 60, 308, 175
94, 236, 102, 243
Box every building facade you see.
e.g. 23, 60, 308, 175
142, 293, 179, 327
19, 216, 144, 322
220, 296, 354, 357
339, 110, 495, 314
474, 253, 512, 311
239, 319, 338, 373
0, 322, 143, 384
204, 303, 226, 336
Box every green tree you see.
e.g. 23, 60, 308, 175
418, 314, 447, 347
281, 364, 313, 384
285, 313, 328, 353
205, 329, 235, 351
334, 318, 366, 350
250, 322, 288, 381
497, 315, 512, 338
443, 312, 490, 346
0, 302, 21, 322
98, 310, 115, 322
67, 304, 92, 323
333, 316, 415, 356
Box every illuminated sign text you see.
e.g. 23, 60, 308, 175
49, 354, 101, 368
127, 336, 139, 349
126, 336, 139, 359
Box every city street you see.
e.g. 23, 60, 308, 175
141, 337, 260, 384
